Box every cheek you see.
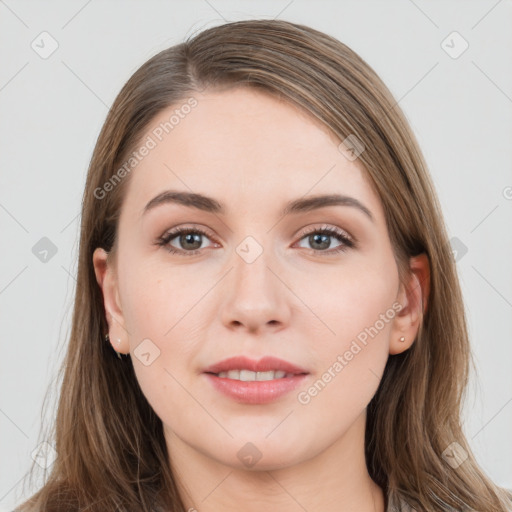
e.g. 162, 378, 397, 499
293, 264, 395, 449
120, 269, 195, 425
117, 259, 209, 403
301, 256, 398, 406
310, 256, 398, 343
119, 258, 199, 341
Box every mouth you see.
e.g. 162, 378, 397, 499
202, 355, 308, 375
202, 356, 309, 404
210, 369, 303, 381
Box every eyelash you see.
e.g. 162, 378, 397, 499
155, 225, 355, 257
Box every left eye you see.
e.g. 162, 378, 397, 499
156, 225, 355, 256
294, 227, 355, 254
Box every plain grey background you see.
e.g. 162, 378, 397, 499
1, 1, 511, 510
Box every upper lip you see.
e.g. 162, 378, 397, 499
203, 356, 309, 375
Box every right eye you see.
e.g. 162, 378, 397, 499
155, 226, 218, 256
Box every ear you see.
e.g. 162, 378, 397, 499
389, 253, 430, 355
92, 248, 130, 355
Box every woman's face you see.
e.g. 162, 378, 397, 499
95, 86, 408, 470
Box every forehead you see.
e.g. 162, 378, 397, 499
120, 87, 382, 222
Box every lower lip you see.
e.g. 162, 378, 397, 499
204, 373, 309, 404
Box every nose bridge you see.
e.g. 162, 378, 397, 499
232, 234, 277, 300
219, 232, 290, 330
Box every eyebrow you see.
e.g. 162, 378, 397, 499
142, 190, 374, 222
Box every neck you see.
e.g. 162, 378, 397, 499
165, 411, 385, 512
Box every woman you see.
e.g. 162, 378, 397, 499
16, 18, 512, 512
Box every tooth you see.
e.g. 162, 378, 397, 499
216, 369, 292, 381
239, 370, 257, 381
227, 370, 240, 379
256, 371, 275, 381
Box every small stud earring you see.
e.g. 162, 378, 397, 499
104, 333, 123, 359
399, 336, 405, 342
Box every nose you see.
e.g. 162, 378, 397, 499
220, 247, 291, 334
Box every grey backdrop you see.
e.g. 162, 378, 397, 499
1, 1, 511, 509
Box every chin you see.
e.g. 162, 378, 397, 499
213, 432, 312, 471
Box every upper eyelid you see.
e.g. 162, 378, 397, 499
164, 224, 218, 241
299, 224, 353, 240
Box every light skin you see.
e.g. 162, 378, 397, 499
93, 87, 429, 512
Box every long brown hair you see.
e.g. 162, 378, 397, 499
16, 19, 512, 512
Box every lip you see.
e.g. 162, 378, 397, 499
202, 356, 309, 405
202, 355, 308, 375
